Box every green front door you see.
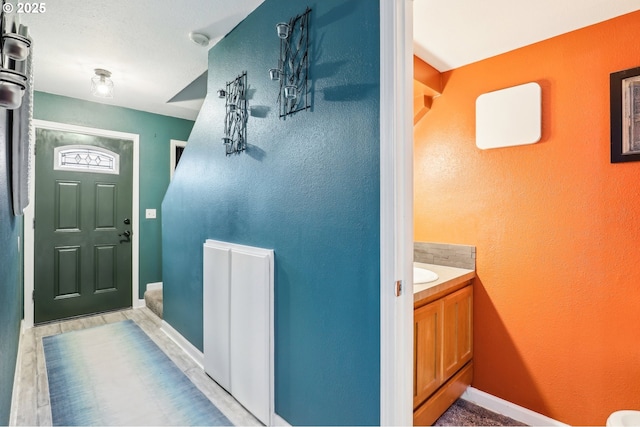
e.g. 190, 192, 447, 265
34, 128, 133, 324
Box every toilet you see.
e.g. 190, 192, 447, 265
607, 410, 640, 426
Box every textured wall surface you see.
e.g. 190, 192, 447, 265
162, 0, 380, 424
0, 108, 23, 425
414, 11, 640, 425
34, 92, 194, 296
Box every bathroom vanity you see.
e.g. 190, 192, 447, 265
413, 262, 475, 426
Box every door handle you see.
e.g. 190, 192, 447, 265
118, 230, 132, 243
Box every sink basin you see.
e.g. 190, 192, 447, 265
414, 267, 438, 284
607, 411, 640, 426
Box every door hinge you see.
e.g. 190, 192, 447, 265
395, 280, 402, 297
32, 218, 35, 229
32, 290, 35, 301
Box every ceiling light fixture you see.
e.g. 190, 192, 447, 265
90, 68, 114, 98
189, 32, 210, 47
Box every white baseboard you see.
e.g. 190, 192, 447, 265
9, 320, 25, 426
146, 282, 163, 291
462, 387, 568, 426
272, 413, 291, 426
134, 298, 145, 308
160, 320, 204, 369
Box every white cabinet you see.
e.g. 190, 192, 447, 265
203, 240, 274, 425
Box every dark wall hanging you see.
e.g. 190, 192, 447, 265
220, 72, 247, 156
269, 7, 311, 118
610, 66, 640, 163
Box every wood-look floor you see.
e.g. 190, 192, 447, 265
11, 307, 261, 426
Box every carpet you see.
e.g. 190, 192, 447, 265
43, 319, 232, 426
434, 399, 527, 426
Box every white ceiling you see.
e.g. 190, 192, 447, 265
13, 0, 265, 120
414, 0, 640, 72
9, 1, 640, 121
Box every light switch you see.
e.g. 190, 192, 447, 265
145, 209, 157, 219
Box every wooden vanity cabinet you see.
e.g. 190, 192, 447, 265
414, 284, 473, 426
414, 299, 442, 408
442, 286, 473, 379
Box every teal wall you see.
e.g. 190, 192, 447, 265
34, 92, 194, 297
162, 0, 380, 424
0, 109, 24, 425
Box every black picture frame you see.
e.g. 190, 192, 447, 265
610, 66, 640, 163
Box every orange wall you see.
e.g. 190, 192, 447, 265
414, 11, 640, 426
414, 55, 442, 95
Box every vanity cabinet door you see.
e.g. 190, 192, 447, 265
442, 286, 473, 379
414, 299, 443, 409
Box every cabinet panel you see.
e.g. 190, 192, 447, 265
203, 244, 231, 392
442, 286, 473, 379
414, 300, 442, 409
230, 250, 271, 425
413, 362, 473, 426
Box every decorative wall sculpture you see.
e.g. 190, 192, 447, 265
222, 72, 248, 156
270, 7, 311, 118
4, 12, 34, 216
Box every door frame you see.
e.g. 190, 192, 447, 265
23, 120, 141, 328
379, 0, 413, 425
169, 139, 187, 180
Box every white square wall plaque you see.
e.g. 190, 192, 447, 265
476, 82, 541, 150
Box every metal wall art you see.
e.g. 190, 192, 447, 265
221, 72, 248, 156
0, 7, 31, 110
269, 7, 311, 118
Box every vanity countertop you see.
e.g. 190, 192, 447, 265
413, 262, 476, 306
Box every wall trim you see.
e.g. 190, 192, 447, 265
462, 387, 568, 426
160, 320, 204, 369
379, 0, 413, 425
146, 282, 163, 291
8, 320, 24, 426
271, 413, 291, 426
24, 120, 140, 328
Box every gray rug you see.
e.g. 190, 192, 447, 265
435, 399, 527, 426
43, 319, 231, 426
